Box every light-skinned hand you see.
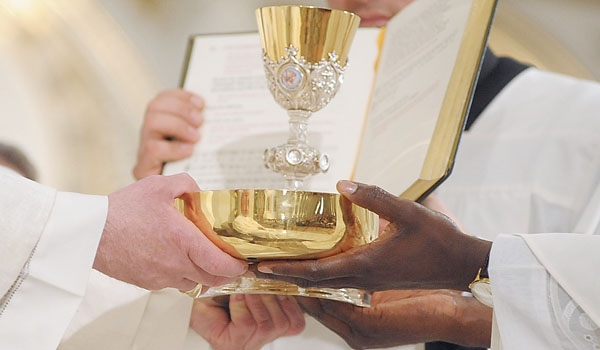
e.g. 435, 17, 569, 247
190, 294, 306, 350
133, 89, 204, 180
93, 173, 248, 291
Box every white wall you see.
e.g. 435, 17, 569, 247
98, 0, 327, 88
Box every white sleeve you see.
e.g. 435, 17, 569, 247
0, 169, 55, 298
60, 272, 193, 350
489, 234, 600, 349
0, 187, 107, 349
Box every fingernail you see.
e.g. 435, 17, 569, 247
337, 180, 358, 194
190, 95, 204, 109
257, 265, 272, 274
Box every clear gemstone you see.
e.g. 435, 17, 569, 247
319, 154, 330, 171
286, 149, 302, 165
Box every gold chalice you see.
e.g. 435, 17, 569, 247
257, 6, 360, 189
177, 189, 378, 307
178, 6, 373, 307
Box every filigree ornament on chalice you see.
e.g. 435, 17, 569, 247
256, 5, 360, 189
263, 45, 346, 188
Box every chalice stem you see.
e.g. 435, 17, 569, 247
287, 110, 311, 144
285, 110, 311, 190
286, 178, 303, 190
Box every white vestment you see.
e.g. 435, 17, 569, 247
60, 68, 600, 349
436, 68, 600, 349
0, 166, 106, 349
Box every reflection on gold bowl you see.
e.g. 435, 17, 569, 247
176, 189, 379, 306
176, 189, 378, 261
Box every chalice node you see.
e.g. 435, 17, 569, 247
257, 5, 360, 189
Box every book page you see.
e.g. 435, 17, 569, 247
164, 29, 380, 192
353, 0, 473, 195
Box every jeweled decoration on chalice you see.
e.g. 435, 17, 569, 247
257, 5, 360, 189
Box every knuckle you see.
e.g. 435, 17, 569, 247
306, 263, 323, 282
368, 185, 388, 202
146, 96, 163, 112
256, 319, 276, 334
238, 317, 257, 331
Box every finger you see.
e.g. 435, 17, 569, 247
257, 294, 306, 338
185, 229, 248, 281
160, 173, 202, 195
244, 294, 289, 347
160, 174, 248, 280
176, 278, 199, 292
132, 152, 167, 180
183, 262, 242, 287
336, 180, 416, 223
133, 140, 194, 180
256, 254, 359, 285
276, 296, 306, 336
370, 289, 434, 304
144, 111, 201, 143
189, 298, 231, 343
237, 295, 306, 349
211, 295, 231, 308
148, 89, 204, 127
297, 298, 354, 341
258, 295, 288, 329
243, 294, 273, 328
228, 294, 257, 341
141, 138, 195, 162
339, 193, 356, 229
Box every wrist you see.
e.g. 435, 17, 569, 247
444, 292, 493, 347
457, 237, 493, 292
469, 246, 493, 307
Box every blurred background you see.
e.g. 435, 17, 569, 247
1, 0, 598, 194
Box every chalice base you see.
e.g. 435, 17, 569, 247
187, 277, 371, 307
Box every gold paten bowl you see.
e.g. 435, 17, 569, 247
176, 189, 379, 262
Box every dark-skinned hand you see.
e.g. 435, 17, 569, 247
298, 289, 492, 349
256, 180, 492, 292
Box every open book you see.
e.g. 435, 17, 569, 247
165, 0, 497, 201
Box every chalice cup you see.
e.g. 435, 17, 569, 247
178, 189, 378, 307
256, 6, 361, 189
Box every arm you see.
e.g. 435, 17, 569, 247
0, 170, 103, 349
1, 171, 248, 348
490, 234, 600, 349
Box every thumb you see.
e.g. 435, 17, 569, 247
336, 180, 410, 223
165, 173, 201, 196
